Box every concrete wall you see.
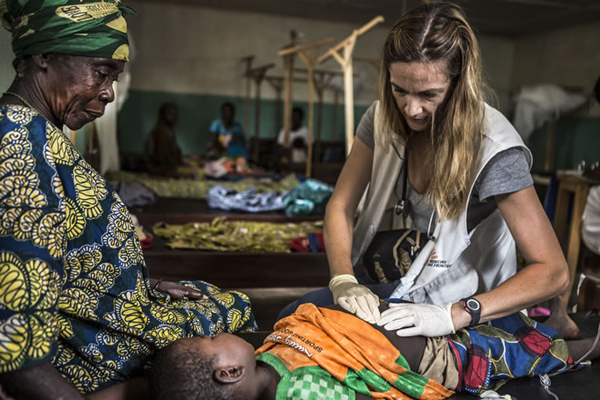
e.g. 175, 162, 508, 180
126, 1, 386, 105
511, 21, 600, 171
511, 21, 600, 99
119, 1, 517, 155
479, 36, 515, 112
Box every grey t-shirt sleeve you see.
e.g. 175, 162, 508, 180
355, 102, 377, 149
466, 147, 533, 232
475, 147, 533, 201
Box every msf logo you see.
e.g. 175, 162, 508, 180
426, 249, 450, 268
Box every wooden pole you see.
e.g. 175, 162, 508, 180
253, 79, 262, 162
343, 39, 356, 154
295, 67, 352, 146
318, 16, 384, 155
313, 71, 335, 164
332, 88, 341, 141
241, 56, 255, 139
279, 38, 337, 58
282, 55, 294, 149
278, 37, 336, 177
266, 77, 285, 137
299, 52, 315, 177
267, 75, 309, 139
316, 88, 324, 164
247, 63, 275, 162
279, 31, 299, 151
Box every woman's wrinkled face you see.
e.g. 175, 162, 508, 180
389, 61, 452, 133
46, 55, 125, 130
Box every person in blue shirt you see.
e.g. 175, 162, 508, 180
208, 102, 247, 159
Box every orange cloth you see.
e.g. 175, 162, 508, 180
256, 304, 453, 399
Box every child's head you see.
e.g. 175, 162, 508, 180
149, 333, 260, 400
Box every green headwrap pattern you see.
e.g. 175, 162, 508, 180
0, 0, 135, 66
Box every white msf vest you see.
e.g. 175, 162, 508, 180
351, 102, 532, 305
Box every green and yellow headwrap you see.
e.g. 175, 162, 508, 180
0, 0, 135, 66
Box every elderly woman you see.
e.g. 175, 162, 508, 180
0, 1, 256, 399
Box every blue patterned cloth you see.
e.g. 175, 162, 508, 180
207, 185, 286, 213
0, 105, 256, 393
447, 312, 572, 394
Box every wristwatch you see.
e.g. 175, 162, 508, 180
460, 297, 481, 327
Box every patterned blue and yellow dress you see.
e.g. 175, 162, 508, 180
0, 105, 257, 393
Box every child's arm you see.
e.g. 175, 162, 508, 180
0, 362, 85, 400
87, 377, 147, 400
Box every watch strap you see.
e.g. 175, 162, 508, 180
460, 297, 481, 327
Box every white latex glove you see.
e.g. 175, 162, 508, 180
377, 302, 455, 337
329, 274, 380, 324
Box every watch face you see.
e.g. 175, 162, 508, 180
466, 299, 480, 311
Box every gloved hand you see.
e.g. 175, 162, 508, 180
377, 302, 455, 337
329, 274, 380, 323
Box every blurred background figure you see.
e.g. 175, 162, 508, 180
275, 106, 308, 164
145, 102, 182, 176
208, 101, 247, 159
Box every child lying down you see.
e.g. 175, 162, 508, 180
149, 303, 600, 400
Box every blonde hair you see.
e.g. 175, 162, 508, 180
378, 2, 488, 220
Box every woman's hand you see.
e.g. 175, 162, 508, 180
150, 279, 207, 300
377, 302, 455, 337
329, 275, 380, 323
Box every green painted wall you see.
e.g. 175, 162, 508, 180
117, 90, 600, 170
528, 116, 600, 172
0, 32, 13, 92
117, 89, 370, 155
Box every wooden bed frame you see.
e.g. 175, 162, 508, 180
132, 197, 323, 226
135, 197, 328, 289
144, 236, 329, 289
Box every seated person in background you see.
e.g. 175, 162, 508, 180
582, 170, 600, 260
277, 107, 308, 148
208, 102, 247, 159
580, 82, 600, 276
276, 107, 308, 164
144, 102, 182, 176
149, 303, 600, 400
577, 184, 600, 309
290, 137, 307, 164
